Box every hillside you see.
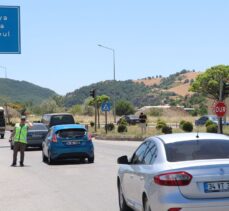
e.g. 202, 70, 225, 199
0, 78, 57, 104
64, 80, 152, 107
167, 72, 200, 96
64, 70, 201, 108
134, 77, 162, 86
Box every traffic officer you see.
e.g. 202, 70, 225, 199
10, 116, 33, 167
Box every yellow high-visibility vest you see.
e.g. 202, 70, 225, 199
14, 123, 28, 144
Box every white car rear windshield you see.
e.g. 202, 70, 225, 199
165, 139, 229, 162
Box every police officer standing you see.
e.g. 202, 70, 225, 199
10, 116, 33, 167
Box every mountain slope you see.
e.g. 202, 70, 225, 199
0, 78, 56, 104
64, 80, 152, 107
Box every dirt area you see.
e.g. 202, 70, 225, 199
133, 78, 162, 86
168, 83, 192, 97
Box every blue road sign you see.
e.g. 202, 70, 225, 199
101, 101, 111, 112
0, 6, 21, 54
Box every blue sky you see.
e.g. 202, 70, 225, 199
0, 0, 229, 95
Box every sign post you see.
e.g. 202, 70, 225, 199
0, 6, 21, 54
101, 102, 111, 134
213, 100, 227, 134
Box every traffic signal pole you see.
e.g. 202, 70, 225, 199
90, 89, 97, 132
218, 79, 223, 134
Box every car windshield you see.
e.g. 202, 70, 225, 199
50, 115, 75, 126
57, 129, 86, 138
210, 116, 218, 121
128, 115, 138, 119
29, 124, 47, 130
165, 139, 229, 162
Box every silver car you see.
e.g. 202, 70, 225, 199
117, 133, 229, 211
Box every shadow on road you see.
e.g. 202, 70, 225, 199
0, 145, 10, 148
43, 159, 94, 166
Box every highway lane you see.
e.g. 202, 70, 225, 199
0, 131, 141, 211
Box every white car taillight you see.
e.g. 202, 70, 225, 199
154, 171, 192, 186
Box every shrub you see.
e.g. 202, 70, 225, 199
206, 124, 218, 133
116, 100, 135, 116
156, 119, 166, 130
205, 120, 215, 127
182, 121, 193, 132
117, 124, 127, 133
118, 118, 128, 126
105, 123, 115, 131
162, 125, 172, 134
90, 121, 95, 127
179, 120, 186, 129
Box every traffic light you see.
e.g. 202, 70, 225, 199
90, 89, 96, 98
223, 82, 229, 99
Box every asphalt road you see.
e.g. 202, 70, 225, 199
0, 131, 141, 211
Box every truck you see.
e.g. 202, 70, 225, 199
0, 107, 6, 139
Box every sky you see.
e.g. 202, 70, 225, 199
0, 0, 229, 95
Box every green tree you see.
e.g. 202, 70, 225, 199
116, 100, 135, 116
69, 104, 83, 115
190, 65, 229, 133
190, 65, 229, 100
89, 95, 110, 128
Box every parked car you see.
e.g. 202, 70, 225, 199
117, 133, 229, 211
41, 113, 75, 128
117, 115, 140, 125
10, 123, 48, 150
42, 124, 94, 164
195, 115, 229, 126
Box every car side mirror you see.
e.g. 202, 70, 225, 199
117, 155, 129, 164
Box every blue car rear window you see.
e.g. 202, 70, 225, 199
56, 129, 86, 138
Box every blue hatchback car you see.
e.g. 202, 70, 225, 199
42, 124, 94, 164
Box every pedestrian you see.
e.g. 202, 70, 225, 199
139, 112, 147, 134
10, 116, 33, 167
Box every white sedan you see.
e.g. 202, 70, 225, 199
117, 133, 229, 211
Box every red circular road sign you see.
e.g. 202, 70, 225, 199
213, 101, 227, 117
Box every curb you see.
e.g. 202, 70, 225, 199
94, 136, 144, 142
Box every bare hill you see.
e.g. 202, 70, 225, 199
134, 78, 162, 86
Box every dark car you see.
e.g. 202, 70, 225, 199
41, 113, 75, 128
11, 123, 48, 150
117, 115, 140, 125
195, 115, 229, 126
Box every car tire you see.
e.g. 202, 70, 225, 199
79, 158, 85, 163
143, 196, 151, 211
88, 156, 94, 163
118, 183, 132, 211
1, 134, 4, 139
42, 150, 47, 162
48, 151, 54, 165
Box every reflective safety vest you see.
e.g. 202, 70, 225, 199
14, 123, 29, 144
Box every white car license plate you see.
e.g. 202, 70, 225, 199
66, 141, 80, 145
204, 181, 229, 193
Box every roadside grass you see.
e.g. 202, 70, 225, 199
8, 114, 229, 137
